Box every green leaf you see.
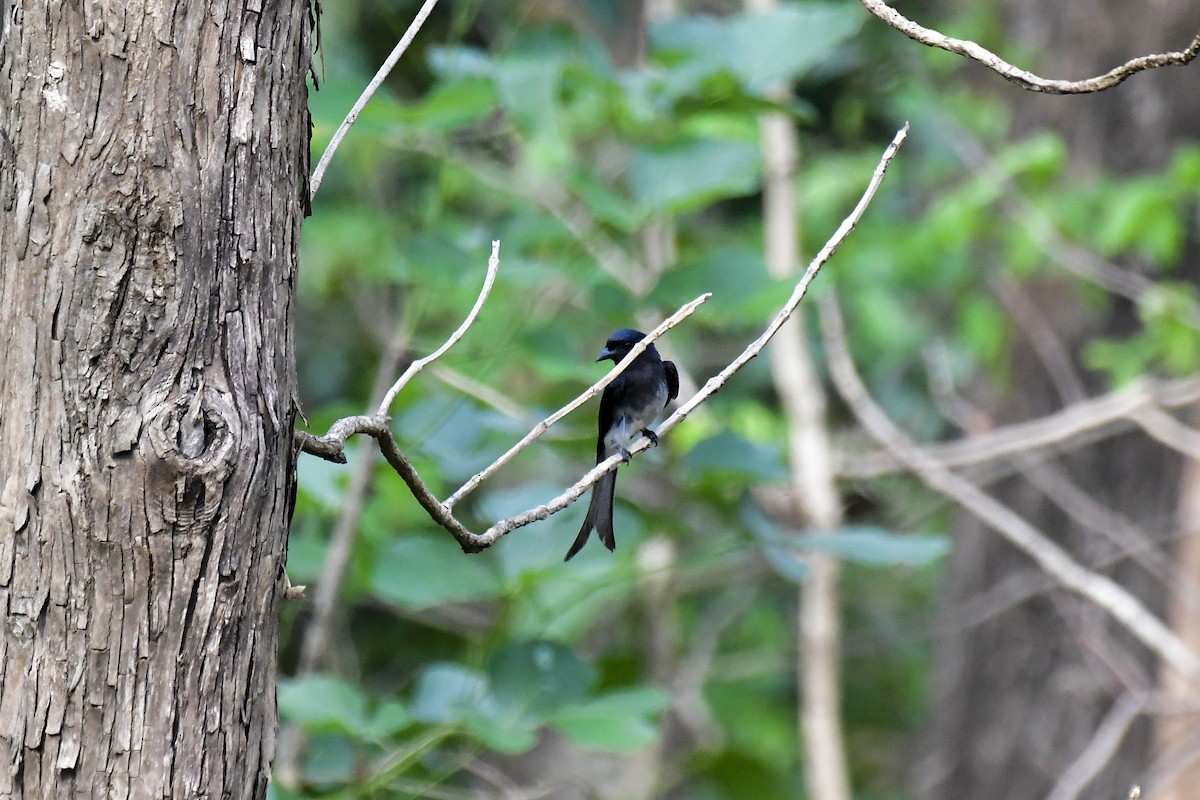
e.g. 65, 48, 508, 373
547, 688, 671, 751
649, 245, 787, 324
958, 294, 1009, 366
747, 503, 948, 569
406, 76, 498, 131
685, 431, 788, 483
759, 542, 809, 584
277, 675, 368, 735
628, 139, 762, 217
411, 663, 490, 724
493, 56, 569, 172
426, 45, 493, 78
487, 641, 596, 720
369, 534, 503, 609
1096, 179, 1184, 264
365, 701, 415, 742
707, 682, 795, 768
651, 4, 863, 95
799, 527, 950, 567
411, 663, 539, 754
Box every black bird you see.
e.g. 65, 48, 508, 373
564, 329, 679, 561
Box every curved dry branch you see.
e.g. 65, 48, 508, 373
819, 291, 1200, 683
840, 377, 1200, 479
300, 126, 908, 553
378, 240, 500, 415
861, 0, 1200, 94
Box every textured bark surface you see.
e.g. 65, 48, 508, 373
0, 1, 312, 796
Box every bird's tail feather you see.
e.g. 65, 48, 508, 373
563, 471, 617, 561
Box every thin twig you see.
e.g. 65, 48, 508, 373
861, 0, 1200, 94
747, 13, 850, 797
309, 0, 441, 200
654, 124, 909, 444
1132, 405, 1200, 462
444, 292, 711, 510
819, 291, 1200, 682
458, 124, 907, 548
840, 377, 1200, 479
377, 240, 500, 416
1042, 691, 1149, 800
300, 126, 908, 553
431, 364, 531, 423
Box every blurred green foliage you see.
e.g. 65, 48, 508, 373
277, 1, 1200, 798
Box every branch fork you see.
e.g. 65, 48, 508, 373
298, 126, 911, 553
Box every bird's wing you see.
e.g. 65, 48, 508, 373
596, 376, 625, 462
663, 360, 680, 403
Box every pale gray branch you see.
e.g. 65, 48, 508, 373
840, 377, 1200, 479
861, 0, 1200, 94
300, 126, 908, 553
819, 291, 1200, 683
309, 0, 441, 200
1043, 692, 1149, 800
444, 292, 711, 510
378, 240, 500, 416
1132, 405, 1200, 462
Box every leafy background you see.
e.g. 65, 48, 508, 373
273, 1, 1200, 798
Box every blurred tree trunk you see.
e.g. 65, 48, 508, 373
923, 1, 1200, 799
0, 1, 312, 797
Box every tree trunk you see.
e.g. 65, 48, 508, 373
0, 1, 313, 797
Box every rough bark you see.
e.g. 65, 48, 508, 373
0, 1, 312, 797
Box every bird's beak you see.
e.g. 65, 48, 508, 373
596, 347, 618, 362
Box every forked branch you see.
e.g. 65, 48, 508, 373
298, 126, 910, 553
818, 291, 1200, 682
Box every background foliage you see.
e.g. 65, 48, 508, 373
274, 2, 1200, 798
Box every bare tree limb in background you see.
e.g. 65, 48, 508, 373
747, 0, 851, 794
840, 377, 1200, 479
860, 0, 1200, 94
309, 0, 441, 200
297, 127, 910, 553
819, 291, 1200, 682
1043, 692, 1150, 800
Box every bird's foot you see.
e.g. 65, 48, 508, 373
617, 446, 633, 462
640, 428, 659, 447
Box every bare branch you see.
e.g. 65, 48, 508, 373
431, 365, 531, 423
309, 0, 441, 200
1018, 459, 1177, 589
747, 12, 851, 797
655, 125, 908, 441
861, 0, 1200, 94
300, 126, 908, 553
991, 277, 1087, 405
378, 240, 500, 416
457, 124, 909, 546
444, 291, 711, 510
840, 377, 1200, 479
1132, 405, 1200, 462
819, 291, 1200, 682
1043, 692, 1149, 800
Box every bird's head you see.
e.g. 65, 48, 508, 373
596, 328, 655, 363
